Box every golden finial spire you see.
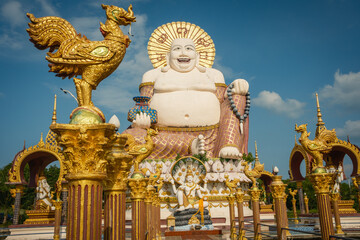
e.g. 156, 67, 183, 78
38, 132, 45, 147
316, 93, 324, 127
255, 141, 260, 164
52, 94, 57, 125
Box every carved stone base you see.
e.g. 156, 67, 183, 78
23, 210, 55, 225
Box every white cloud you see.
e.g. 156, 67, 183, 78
253, 90, 306, 118
318, 70, 360, 110
336, 120, 360, 141
1, 1, 27, 27
0, 32, 24, 49
35, 0, 59, 16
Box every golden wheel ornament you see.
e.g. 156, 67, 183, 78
148, 22, 215, 68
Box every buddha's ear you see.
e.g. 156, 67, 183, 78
161, 53, 170, 72
195, 53, 206, 73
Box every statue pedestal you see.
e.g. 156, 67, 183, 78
165, 229, 222, 237
23, 210, 55, 225
173, 208, 213, 231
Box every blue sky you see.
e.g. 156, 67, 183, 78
1, 0, 360, 179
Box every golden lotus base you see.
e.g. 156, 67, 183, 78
337, 200, 357, 214
23, 210, 55, 225
260, 204, 274, 213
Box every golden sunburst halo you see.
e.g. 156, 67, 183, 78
148, 22, 215, 68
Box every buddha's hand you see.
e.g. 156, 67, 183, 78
132, 112, 151, 129
230, 79, 249, 95
170, 178, 175, 185
219, 146, 242, 159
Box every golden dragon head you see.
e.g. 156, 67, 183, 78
102, 4, 136, 26
295, 123, 308, 133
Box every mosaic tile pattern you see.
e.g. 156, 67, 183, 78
215, 94, 249, 155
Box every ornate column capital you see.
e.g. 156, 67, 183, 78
50, 123, 116, 180
249, 188, 262, 201
270, 175, 287, 199
296, 181, 303, 188
227, 194, 236, 204
105, 134, 133, 191
308, 172, 335, 194
128, 178, 148, 200
330, 192, 340, 201
235, 189, 245, 202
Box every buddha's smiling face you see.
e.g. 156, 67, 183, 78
168, 38, 198, 72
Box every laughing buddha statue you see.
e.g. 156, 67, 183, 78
124, 22, 250, 160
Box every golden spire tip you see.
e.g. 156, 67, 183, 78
255, 141, 259, 163
316, 93, 324, 126
52, 94, 57, 124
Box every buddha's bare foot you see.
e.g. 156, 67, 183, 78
219, 146, 242, 159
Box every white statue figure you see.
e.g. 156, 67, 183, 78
333, 165, 344, 193
170, 169, 208, 211
36, 176, 53, 210
123, 22, 249, 160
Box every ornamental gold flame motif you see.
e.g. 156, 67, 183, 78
27, 4, 136, 108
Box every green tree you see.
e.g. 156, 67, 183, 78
0, 163, 14, 224
242, 152, 255, 163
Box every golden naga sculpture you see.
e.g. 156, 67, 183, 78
26, 4, 136, 112
295, 123, 337, 172
123, 128, 158, 175
242, 161, 264, 187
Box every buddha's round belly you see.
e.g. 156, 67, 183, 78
150, 91, 220, 127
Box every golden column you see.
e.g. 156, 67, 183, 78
104, 134, 133, 240
249, 187, 262, 240
227, 194, 237, 239
154, 181, 163, 240
128, 177, 148, 240
145, 185, 155, 240
289, 189, 299, 224
308, 172, 335, 240
51, 123, 116, 240
330, 192, 344, 234
304, 193, 309, 214
53, 200, 63, 240
235, 188, 247, 240
270, 175, 290, 240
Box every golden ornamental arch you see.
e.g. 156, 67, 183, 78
289, 142, 312, 180
289, 138, 360, 179
8, 130, 67, 189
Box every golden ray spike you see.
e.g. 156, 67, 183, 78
52, 94, 57, 125
316, 93, 324, 127
255, 141, 259, 163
